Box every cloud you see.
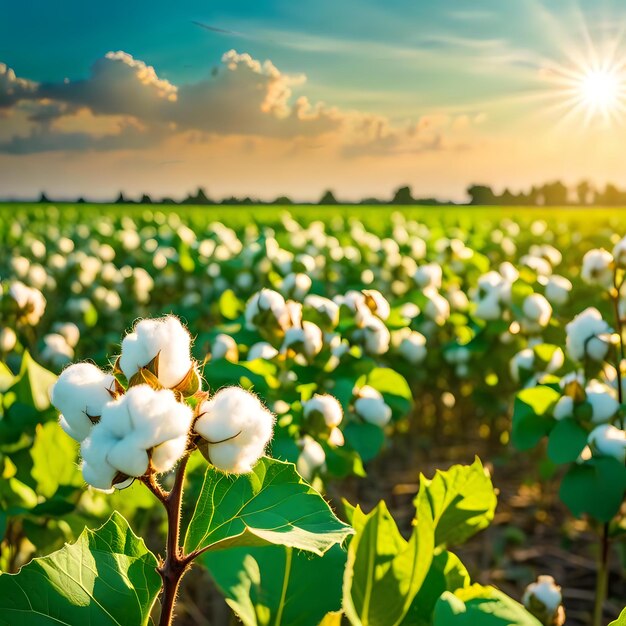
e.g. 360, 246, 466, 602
0, 49, 480, 156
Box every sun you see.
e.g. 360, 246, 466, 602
579, 68, 621, 114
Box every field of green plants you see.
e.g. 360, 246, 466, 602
1, 202, 625, 626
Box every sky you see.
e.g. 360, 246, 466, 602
2, 0, 626, 201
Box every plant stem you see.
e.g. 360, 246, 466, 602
593, 522, 610, 626
142, 454, 192, 626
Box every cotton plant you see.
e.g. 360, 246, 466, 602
45, 313, 352, 626
522, 575, 566, 626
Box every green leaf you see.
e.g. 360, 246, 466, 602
415, 457, 496, 549
14, 351, 58, 412
401, 551, 470, 626
512, 386, 560, 450
433, 585, 542, 626
219, 289, 244, 320
203, 543, 346, 626
0, 512, 160, 626
30, 422, 82, 498
344, 422, 386, 463
546, 419, 588, 464
342, 500, 434, 626
184, 457, 353, 556
560, 457, 626, 522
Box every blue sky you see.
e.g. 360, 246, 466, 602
2, 0, 626, 199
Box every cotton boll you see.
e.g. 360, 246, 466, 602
119, 315, 193, 389
282, 321, 323, 360
303, 294, 340, 329
211, 333, 239, 362
523, 294, 552, 327
9, 281, 46, 325
362, 289, 391, 320
545, 275, 572, 306
510, 349, 534, 383
581, 249, 614, 287
398, 331, 427, 364
95, 385, 193, 479
354, 387, 392, 427
474, 292, 502, 321
80, 428, 119, 491
423, 288, 450, 325
553, 396, 574, 420
53, 322, 80, 348
362, 316, 391, 355
0, 327, 16, 353
414, 263, 442, 289
303, 394, 343, 428
51, 363, 117, 442
296, 435, 326, 480
245, 289, 290, 333
565, 308, 611, 362
194, 387, 274, 473
588, 424, 626, 462
247, 341, 279, 361
41, 333, 74, 369
585, 381, 620, 423
522, 576, 564, 626
281, 273, 312, 300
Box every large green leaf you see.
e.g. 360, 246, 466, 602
609, 606, 626, 625
342, 500, 435, 626
546, 418, 588, 465
202, 543, 346, 626
184, 457, 353, 555
560, 457, 626, 522
433, 586, 542, 626
512, 386, 559, 450
0, 512, 161, 626
415, 457, 497, 549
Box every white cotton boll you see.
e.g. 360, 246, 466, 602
499, 262, 519, 284
565, 308, 611, 362
414, 263, 442, 289
245, 289, 290, 331
613, 236, 626, 268
581, 249, 614, 287
211, 333, 238, 362
522, 576, 563, 619
0, 327, 16, 353
510, 349, 534, 383
362, 289, 391, 320
303, 294, 340, 329
447, 287, 469, 312
53, 322, 80, 348
119, 315, 193, 389
282, 273, 312, 300
328, 427, 345, 447
588, 424, 626, 462
9, 281, 46, 325
303, 394, 343, 428
354, 396, 392, 427
51, 363, 116, 442
546, 347, 564, 373
585, 381, 620, 423
11, 255, 30, 278
247, 341, 279, 361
474, 292, 502, 321
296, 435, 326, 480
97, 385, 193, 478
80, 428, 119, 491
553, 396, 574, 420
362, 316, 391, 355
27, 264, 48, 290
282, 321, 323, 359
523, 294, 552, 327
194, 387, 274, 473
337, 290, 366, 313
400, 302, 420, 319
545, 275, 572, 306
399, 331, 427, 364
41, 333, 74, 368
423, 288, 450, 325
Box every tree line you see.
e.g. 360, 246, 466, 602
28, 180, 626, 205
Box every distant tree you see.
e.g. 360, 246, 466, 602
359, 197, 382, 205
114, 192, 126, 204
576, 180, 593, 205
161, 197, 177, 204
391, 185, 414, 205
499, 189, 517, 205
77, 197, 86, 204
139, 194, 153, 204
272, 196, 293, 205
466, 184, 497, 205
38, 192, 50, 203
182, 187, 213, 205
540, 181, 568, 206
319, 190, 338, 205
598, 183, 626, 206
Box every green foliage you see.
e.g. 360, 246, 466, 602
512, 386, 560, 450
184, 457, 353, 555
0, 512, 161, 625
609, 606, 626, 626
546, 418, 588, 464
